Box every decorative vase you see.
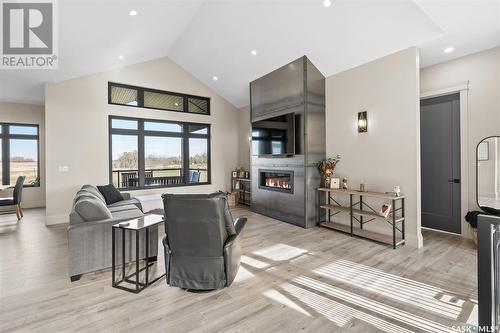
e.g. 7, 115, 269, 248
324, 176, 331, 189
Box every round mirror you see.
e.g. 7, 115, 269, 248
477, 136, 500, 213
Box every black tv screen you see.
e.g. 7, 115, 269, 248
252, 113, 295, 156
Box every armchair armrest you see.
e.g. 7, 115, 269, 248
234, 217, 247, 235
121, 192, 131, 200
224, 217, 247, 286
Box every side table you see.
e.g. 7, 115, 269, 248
112, 214, 165, 293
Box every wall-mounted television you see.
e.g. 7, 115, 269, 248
251, 113, 295, 156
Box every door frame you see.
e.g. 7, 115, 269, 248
420, 83, 470, 238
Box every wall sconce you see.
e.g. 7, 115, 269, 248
358, 111, 368, 133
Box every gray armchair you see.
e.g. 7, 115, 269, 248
162, 193, 247, 290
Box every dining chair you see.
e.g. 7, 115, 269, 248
0, 176, 25, 220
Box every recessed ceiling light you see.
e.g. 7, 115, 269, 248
129, 10, 138, 16
324, 0, 332, 8
251, 50, 257, 56
118, 55, 124, 60
212, 76, 218, 81
444, 47, 454, 53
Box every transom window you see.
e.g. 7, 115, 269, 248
0, 123, 40, 187
108, 82, 210, 115
109, 116, 210, 189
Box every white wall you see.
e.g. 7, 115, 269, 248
238, 106, 251, 171
325, 47, 422, 247
421, 47, 500, 212
478, 137, 498, 198
45, 57, 240, 225
0, 102, 46, 208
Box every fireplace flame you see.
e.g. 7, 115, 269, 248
265, 176, 291, 189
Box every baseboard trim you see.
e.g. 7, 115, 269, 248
22, 200, 46, 208
421, 226, 462, 236
45, 214, 69, 225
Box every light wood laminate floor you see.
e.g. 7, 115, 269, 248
0, 207, 477, 332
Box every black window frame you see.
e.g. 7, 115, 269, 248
108, 82, 211, 115
0, 122, 40, 187
109, 115, 211, 190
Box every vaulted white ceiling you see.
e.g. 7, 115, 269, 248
1, 0, 499, 108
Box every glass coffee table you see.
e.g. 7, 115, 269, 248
112, 214, 165, 293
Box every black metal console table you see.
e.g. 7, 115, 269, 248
317, 188, 405, 249
112, 214, 165, 293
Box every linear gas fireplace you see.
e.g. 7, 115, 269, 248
259, 169, 293, 193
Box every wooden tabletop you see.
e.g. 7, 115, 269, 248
317, 187, 405, 199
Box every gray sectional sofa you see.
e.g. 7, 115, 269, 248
68, 185, 158, 281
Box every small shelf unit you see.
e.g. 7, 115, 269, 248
317, 188, 405, 249
231, 175, 251, 206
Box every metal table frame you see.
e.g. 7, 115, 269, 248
317, 188, 405, 249
111, 221, 165, 293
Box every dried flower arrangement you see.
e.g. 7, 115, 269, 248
317, 155, 341, 188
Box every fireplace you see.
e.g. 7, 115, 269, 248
259, 169, 293, 193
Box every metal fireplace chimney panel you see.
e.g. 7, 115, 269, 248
250, 56, 326, 228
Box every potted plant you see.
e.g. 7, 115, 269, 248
318, 155, 341, 188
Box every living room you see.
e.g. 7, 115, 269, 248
1, 0, 500, 332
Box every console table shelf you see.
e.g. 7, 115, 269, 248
317, 188, 405, 249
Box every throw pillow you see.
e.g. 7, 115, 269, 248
97, 184, 124, 205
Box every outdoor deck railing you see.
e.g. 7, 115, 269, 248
112, 168, 207, 188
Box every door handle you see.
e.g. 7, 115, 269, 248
448, 179, 460, 184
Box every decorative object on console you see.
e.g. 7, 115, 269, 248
359, 183, 365, 192
331, 178, 340, 189
318, 155, 341, 188
358, 111, 368, 133
342, 177, 348, 189
393, 185, 401, 197
380, 204, 391, 218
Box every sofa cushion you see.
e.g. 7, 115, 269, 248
97, 184, 124, 205
108, 204, 140, 213
108, 198, 143, 211
75, 190, 99, 203
75, 197, 112, 221
81, 184, 106, 203
110, 208, 144, 222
